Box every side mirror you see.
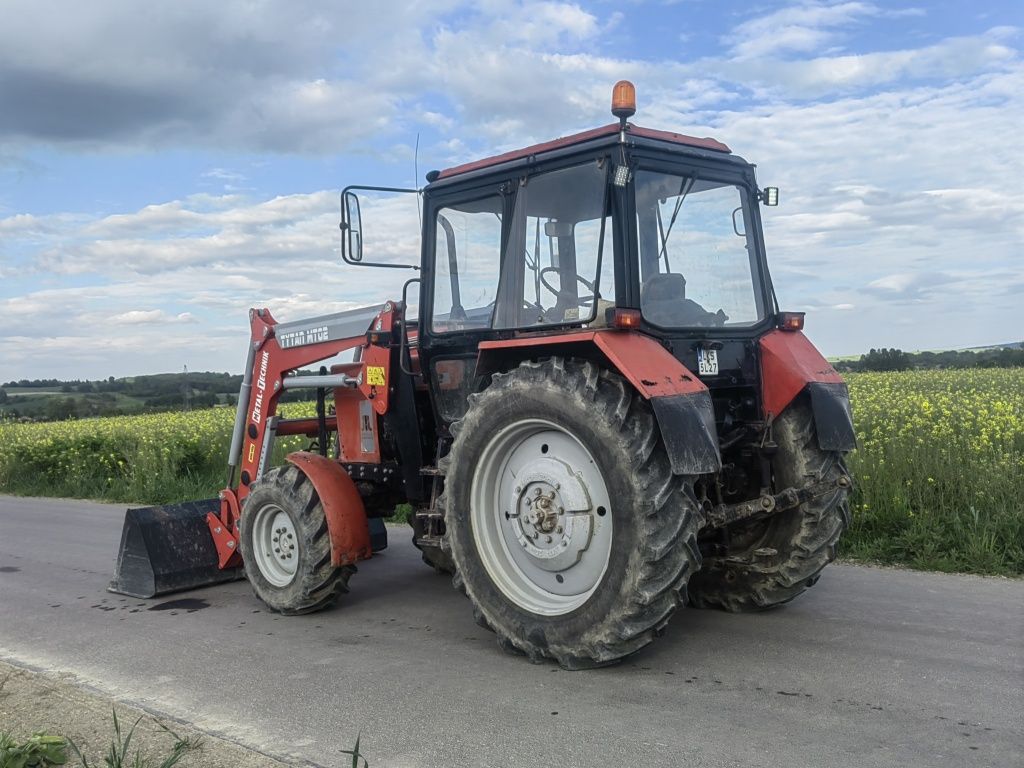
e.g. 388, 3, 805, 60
338, 184, 419, 270
341, 191, 363, 262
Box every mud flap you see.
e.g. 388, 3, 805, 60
650, 391, 722, 475
807, 381, 857, 451
108, 499, 244, 598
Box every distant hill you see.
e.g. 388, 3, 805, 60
0, 370, 322, 422
0, 371, 240, 421
961, 341, 1023, 351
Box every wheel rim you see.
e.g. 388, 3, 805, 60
250, 503, 299, 587
470, 418, 613, 616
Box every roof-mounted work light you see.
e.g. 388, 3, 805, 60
761, 187, 779, 206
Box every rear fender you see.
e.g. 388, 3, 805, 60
760, 330, 856, 451
478, 331, 722, 475
285, 452, 372, 566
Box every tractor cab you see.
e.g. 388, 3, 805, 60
418, 122, 774, 341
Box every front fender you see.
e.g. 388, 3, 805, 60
285, 452, 373, 566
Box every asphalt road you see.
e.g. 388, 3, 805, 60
1, 495, 1021, 768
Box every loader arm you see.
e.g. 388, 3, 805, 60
211, 302, 404, 567
110, 301, 407, 598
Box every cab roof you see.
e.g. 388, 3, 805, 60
436, 122, 731, 181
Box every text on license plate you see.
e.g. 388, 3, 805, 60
697, 348, 719, 376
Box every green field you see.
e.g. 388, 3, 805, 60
1, 369, 1021, 575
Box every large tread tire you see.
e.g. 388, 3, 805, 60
440, 358, 702, 669
239, 465, 353, 615
419, 544, 456, 575
688, 399, 850, 612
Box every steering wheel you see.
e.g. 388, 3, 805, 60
539, 267, 596, 307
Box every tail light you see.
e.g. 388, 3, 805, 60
611, 308, 642, 329
777, 311, 805, 331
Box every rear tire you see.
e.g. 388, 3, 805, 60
239, 465, 353, 615
440, 358, 702, 668
688, 400, 850, 611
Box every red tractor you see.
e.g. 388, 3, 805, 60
111, 81, 854, 668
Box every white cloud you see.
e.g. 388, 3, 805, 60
110, 310, 196, 325
0, 1, 1021, 373
725, 1, 883, 59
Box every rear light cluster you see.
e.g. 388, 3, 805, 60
611, 308, 642, 328
777, 311, 805, 331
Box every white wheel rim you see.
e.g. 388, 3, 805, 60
470, 418, 613, 616
251, 503, 299, 587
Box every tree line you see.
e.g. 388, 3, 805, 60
834, 344, 1024, 373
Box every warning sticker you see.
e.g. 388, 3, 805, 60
366, 366, 386, 386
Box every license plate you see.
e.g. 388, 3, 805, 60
697, 348, 719, 376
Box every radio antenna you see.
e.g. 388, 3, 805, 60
414, 132, 422, 230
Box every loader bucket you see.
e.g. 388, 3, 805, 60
108, 499, 243, 598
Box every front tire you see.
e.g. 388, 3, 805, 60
688, 399, 850, 611
239, 465, 353, 615
440, 358, 702, 668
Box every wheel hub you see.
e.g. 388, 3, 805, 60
503, 452, 597, 576
270, 517, 297, 566
524, 488, 559, 533
252, 505, 299, 587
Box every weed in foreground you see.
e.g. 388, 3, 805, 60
67, 709, 200, 768
0, 732, 68, 768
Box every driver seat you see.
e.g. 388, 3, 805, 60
641, 272, 686, 304
641, 273, 686, 326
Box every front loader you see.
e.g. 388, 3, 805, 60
111, 80, 855, 667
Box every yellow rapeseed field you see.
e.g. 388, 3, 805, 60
1, 370, 1022, 573
843, 368, 1023, 573
0, 403, 312, 504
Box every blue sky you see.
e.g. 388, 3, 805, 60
1, 0, 1021, 379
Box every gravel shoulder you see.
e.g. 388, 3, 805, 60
0, 660, 301, 767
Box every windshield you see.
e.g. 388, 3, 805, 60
635, 170, 767, 329
431, 160, 613, 333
